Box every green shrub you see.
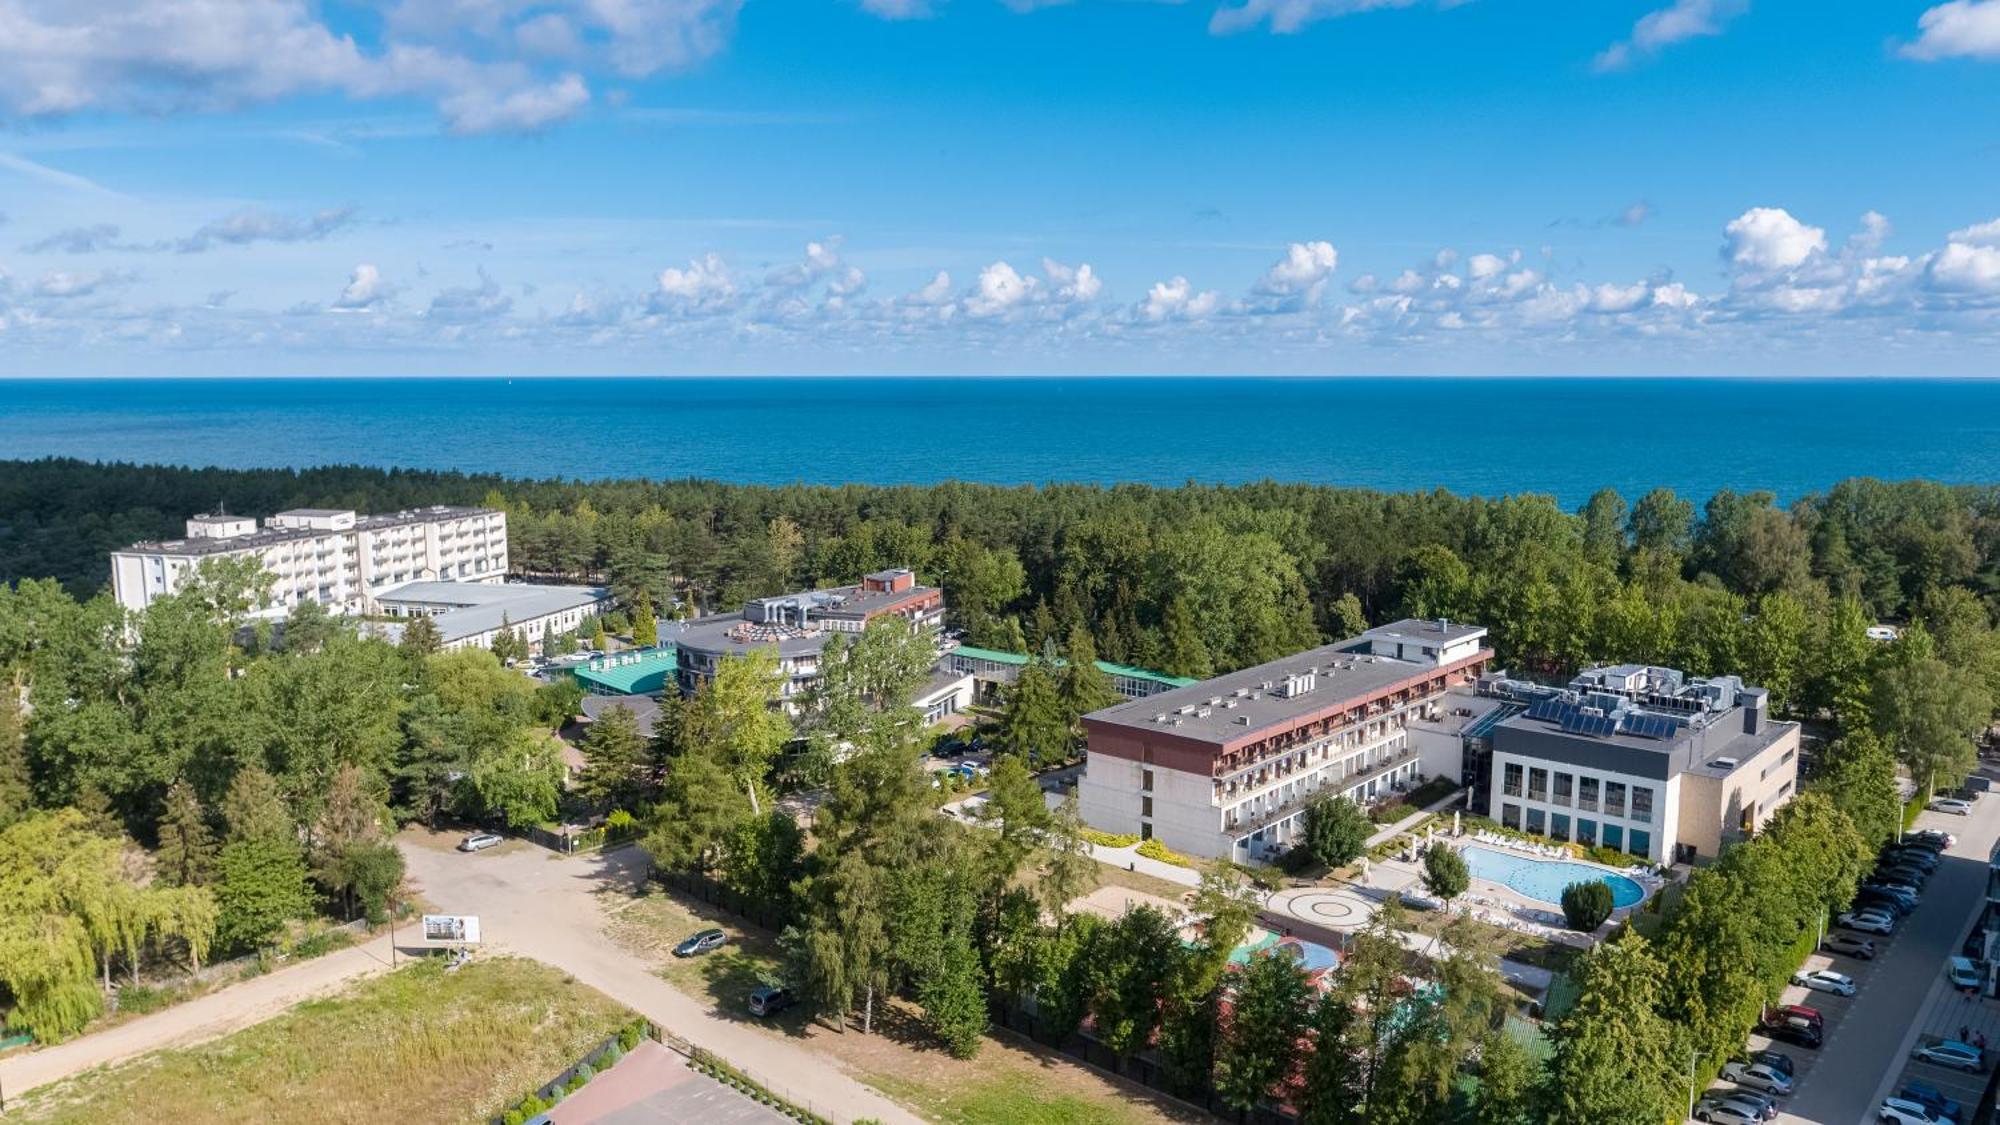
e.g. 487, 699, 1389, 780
1080, 828, 1139, 848
504, 1110, 525, 1125
116, 984, 180, 1016
518, 1094, 547, 1116
598, 1043, 623, 1068
565, 1074, 587, 1094
1367, 798, 1412, 825
291, 927, 355, 960
618, 1020, 643, 1050
1136, 837, 1195, 868
1559, 880, 1616, 931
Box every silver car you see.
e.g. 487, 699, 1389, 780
1720, 1059, 1794, 1095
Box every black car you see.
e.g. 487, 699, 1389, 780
1763, 1022, 1822, 1050
747, 985, 794, 1017
1877, 864, 1931, 885
1854, 894, 1911, 919
673, 928, 728, 957
1883, 847, 1940, 870
1749, 1049, 1795, 1077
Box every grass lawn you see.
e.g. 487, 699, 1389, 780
603, 885, 1206, 1125
13, 957, 632, 1125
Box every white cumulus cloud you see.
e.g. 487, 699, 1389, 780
1594, 0, 1748, 72
1902, 0, 2000, 60
1724, 207, 1827, 273
333, 263, 388, 310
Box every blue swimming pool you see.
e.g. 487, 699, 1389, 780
1460, 845, 1646, 909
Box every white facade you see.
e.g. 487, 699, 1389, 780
111, 507, 508, 618
1490, 751, 1674, 862
373, 581, 609, 653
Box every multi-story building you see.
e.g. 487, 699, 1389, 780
672, 568, 944, 703
1487, 664, 1800, 865
110, 506, 508, 617
1078, 619, 1493, 863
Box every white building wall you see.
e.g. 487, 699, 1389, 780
1078, 753, 1145, 838
1487, 748, 1675, 862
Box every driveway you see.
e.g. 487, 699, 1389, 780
397, 831, 921, 1125
1767, 790, 2000, 1125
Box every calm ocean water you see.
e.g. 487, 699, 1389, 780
2, 377, 1997, 506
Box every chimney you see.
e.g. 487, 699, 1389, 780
1741, 687, 1768, 736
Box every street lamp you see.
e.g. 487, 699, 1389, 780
1686, 1047, 1705, 1121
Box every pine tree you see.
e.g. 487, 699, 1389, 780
631, 591, 659, 647
1160, 593, 1213, 679
1057, 624, 1118, 739
156, 779, 218, 886
576, 703, 649, 810
399, 614, 442, 658
222, 765, 293, 845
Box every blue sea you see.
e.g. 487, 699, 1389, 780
2, 377, 1997, 506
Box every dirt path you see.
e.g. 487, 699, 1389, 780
397, 830, 922, 1125
0, 933, 398, 1098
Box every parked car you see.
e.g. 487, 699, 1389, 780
1930, 797, 1974, 816
1856, 892, 1913, 918
1720, 1059, 1794, 1095
1908, 829, 1956, 849
673, 928, 728, 958
1862, 881, 1922, 905
1749, 1049, 1795, 1076
1878, 861, 1933, 883
1912, 1039, 1985, 1072
1792, 968, 1857, 996
1720, 1090, 1777, 1120
1824, 933, 1878, 959
457, 831, 503, 852
1764, 1021, 1823, 1050
1898, 1081, 1964, 1123
1880, 1095, 1956, 1125
747, 985, 794, 1018
1948, 956, 1983, 990
1840, 910, 1896, 935
1693, 1097, 1762, 1124
1883, 847, 1941, 871
1770, 1003, 1824, 1028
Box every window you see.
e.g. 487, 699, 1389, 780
1142, 769, 1154, 792
1578, 777, 1600, 813
1502, 762, 1523, 798
1553, 772, 1573, 807
1576, 819, 1597, 846
1628, 829, 1651, 858
1526, 808, 1546, 834
1550, 813, 1570, 842
1141, 823, 1153, 840
1501, 803, 1522, 830
1142, 796, 1153, 817
1604, 781, 1626, 819
1630, 786, 1654, 824
1528, 768, 1549, 803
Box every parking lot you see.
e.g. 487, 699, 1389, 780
1747, 783, 2000, 1125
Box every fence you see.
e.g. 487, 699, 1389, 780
519, 819, 643, 856
654, 864, 1298, 1123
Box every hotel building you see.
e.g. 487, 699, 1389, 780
671, 568, 945, 703
1078, 619, 1493, 863
1486, 664, 1800, 865
111, 506, 508, 617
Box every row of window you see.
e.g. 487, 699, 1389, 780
1499, 802, 1654, 857
1501, 762, 1655, 823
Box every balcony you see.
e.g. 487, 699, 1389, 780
1223, 747, 1420, 839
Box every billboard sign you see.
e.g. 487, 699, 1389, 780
420, 914, 481, 944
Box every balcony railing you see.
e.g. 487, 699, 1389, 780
1223, 747, 1419, 839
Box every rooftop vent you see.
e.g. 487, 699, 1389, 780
1277, 672, 1318, 698
1710, 756, 1739, 771
1235, 715, 1252, 726
1195, 707, 1213, 718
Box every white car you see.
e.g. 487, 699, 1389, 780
1792, 968, 1857, 996
1840, 910, 1896, 935
1948, 957, 1983, 990
1912, 1040, 1985, 1072
1719, 1060, 1793, 1096
1930, 797, 1973, 816
1880, 1095, 1956, 1125
457, 831, 503, 852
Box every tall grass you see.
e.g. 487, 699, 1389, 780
15, 958, 632, 1125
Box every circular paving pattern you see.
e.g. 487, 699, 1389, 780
1278, 890, 1373, 931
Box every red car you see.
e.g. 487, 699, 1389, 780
1769, 1003, 1823, 1029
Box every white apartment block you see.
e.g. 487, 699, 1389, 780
1078, 619, 1493, 863
1485, 665, 1800, 865
111, 506, 509, 618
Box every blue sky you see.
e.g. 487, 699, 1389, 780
1, 0, 1998, 376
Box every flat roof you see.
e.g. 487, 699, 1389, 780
1086, 623, 1487, 749
1359, 618, 1489, 647
377, 580, 606, 643
948, 645, 1197, 688
574, 647, 679, 694
672, 613, 831, 659
118, 505, 500, 558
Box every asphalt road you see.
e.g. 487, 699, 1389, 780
1770, 793, 2000, 1125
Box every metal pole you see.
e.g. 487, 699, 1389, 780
1686, 1047, 1699, 1120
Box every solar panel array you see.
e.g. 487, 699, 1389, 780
1521, 693, 1689, 741
1621, 713, 1681, 740
1560, 711, 1619, 737
1525, 697, 1575, 724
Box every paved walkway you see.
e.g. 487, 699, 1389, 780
398, 833, 922, 1125
0, 931, 399, 1098
1365, 789, 1467, 849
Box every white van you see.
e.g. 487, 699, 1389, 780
1949, 956, 1983, 990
